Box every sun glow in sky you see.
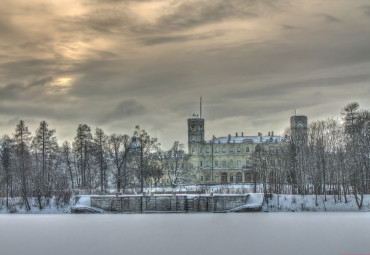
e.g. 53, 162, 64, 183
52, 77, 73, 87
1, 0, 370, 148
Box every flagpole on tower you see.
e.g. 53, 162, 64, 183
200, 96, 202, 119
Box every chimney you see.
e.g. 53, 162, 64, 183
242, 132, 244, 137
272, 131, 274, 137
228, 134, 231, 142
236, 132, 238, 137
268, 131, 271, 136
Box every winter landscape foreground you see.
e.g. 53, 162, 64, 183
2, 192, 370, 213
0, 213, 369, 255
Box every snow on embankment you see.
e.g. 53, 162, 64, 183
230, 193, 264, 212
263, 194, 370, 212
71, 195, 104, 214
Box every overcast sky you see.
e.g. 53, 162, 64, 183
1, 0, 370, 149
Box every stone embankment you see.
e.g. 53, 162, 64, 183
71, 193, 264, 213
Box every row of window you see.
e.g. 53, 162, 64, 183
192, 146, 250, 154
199, 160, 251, 168
201, 172, 247, 183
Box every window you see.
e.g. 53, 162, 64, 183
230, 160, 233, 168
222, 161, 226, 168
230, 147, 234, 153
246, 147, 250, 153
200, 161, 203, 167
230, 176, 234, 182
221, 173, 227, 184
236, 172, 242, 183
167, 179, 169, 183
237, 147, 241, 153
206, 176, 210, 182
206, 147, 209, 153
245, 172, 252, 182
191, 135, 195, 141
215, 147, 219, 153
215, 161, 219, 168
237, 160, 241, 168
246, 160, 251, 168
222, 147, 226, 153
192, 147, 195, 153
201, 176, 203, 181
199, 147, 203, 153
206, 161, 209, 167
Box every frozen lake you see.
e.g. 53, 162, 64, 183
0, 213, 369, 255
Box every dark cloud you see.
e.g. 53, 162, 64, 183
155, 0, 259, 31
0, 77, 53, 101
226, 73, 370, 100
360, 5, 370, 16
140, 31, 224, 46
0, 59, 57, 80
281, 24, 298, 30
98, 99, 146, 124
316, 13, 341, 23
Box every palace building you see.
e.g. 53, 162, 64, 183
186, 114, 307, 185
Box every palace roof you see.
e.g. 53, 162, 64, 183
204, 135, 288, 144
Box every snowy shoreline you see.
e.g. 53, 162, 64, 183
2, 193, 370, 213
262, 194, 370, 212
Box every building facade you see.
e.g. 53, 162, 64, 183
186, 115, 307, 185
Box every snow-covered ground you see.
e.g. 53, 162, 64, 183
263, 194, 370, 212
0, 197, 71, 214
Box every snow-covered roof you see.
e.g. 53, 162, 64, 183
205, 135, 288, 144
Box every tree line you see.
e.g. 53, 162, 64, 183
251, 102, 370, 209
1, 102, 368, 211
0, 122, 190, 211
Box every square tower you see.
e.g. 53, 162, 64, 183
187, 118, 205, 152
290, 115, 308, 145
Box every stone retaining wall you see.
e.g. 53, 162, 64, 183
90, 194, 249, 213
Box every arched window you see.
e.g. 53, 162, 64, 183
221, 173, 228, 184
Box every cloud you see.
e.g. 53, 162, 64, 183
98, 99, 146, 124
155, 0, 259, 32
316, 13, 341, 23
281, 24, 299, 30
0, 0, 370, 148
140, 31, 224, 45
360, 5, 370, 16
0, 77, 53, 101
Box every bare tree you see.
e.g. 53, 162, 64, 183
93, 128, 109, 193
0, 135, 14, 209
133, 126, 160, 193
73, 124, 93, 189
61, 141, 76, 189
164, 141, 191, 187
32, 120, 58, 208
108, 133, 131, 192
